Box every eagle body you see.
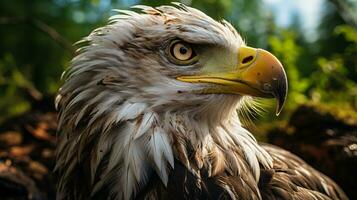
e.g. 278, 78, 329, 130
55, 4, 348, 200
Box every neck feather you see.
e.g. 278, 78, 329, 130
56, 97, 272, 199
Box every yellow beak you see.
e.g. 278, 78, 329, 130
176, 46, 288, 115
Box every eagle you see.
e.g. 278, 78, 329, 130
55, 3, 348, 200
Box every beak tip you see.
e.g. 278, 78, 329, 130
275, 101, 284, 116
274, 74, 288, 116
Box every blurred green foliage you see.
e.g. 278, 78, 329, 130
0, 0, 356, 123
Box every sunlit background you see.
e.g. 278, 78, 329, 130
1, 0, 356, 121
0, 0, 356, 199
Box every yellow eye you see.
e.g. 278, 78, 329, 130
168, 41, 197, 65
172, 42, 193, 60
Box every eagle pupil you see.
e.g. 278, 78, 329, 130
180, 47, 188, 54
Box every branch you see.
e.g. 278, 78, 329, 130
329, 0, 357, 28
31, 19, 75, 55
0, 17, 75, 55
0, 16, 25, 24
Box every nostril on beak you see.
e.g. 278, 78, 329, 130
238, 46, 258, 68
242, 56, 254, 64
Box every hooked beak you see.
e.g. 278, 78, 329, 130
176, 46, 288, 115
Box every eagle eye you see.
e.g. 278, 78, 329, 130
168, 40, 198, 65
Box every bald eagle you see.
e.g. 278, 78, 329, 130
55, 4, 348, 200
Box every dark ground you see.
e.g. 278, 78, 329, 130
0, 99, 356, 199
268, 104, 357, 200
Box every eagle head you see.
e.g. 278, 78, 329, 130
55, 3, 287, 200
